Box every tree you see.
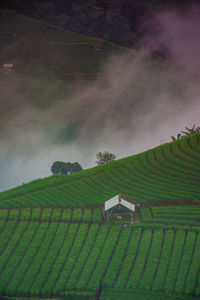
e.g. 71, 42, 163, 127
51, 161, 66, 174
51, 161, 82, 175
171, 133, 182, 141
181, 125, 200, 136
96, 151, 116, 165
171, 125, 200, 141
70, 162, 82, 173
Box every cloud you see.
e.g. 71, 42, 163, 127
142, 4, 200, 75
0, 5, 200, 191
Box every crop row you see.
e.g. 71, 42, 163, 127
0, 221, 200, 297
0, 134, 199, 208
100, 288, 200, 300
141, 207, 200, 226
0, 207, 102, 223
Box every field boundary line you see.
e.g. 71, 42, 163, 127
38, 220, 69, 296
188, 139, 200, 156
161, 149, 200, 175
183, 232, 198, 293
85, 226, 111, 288
161, 230, 176, 291
150, 229, 165, 290
154, 151, 198, 179
62, 223, 91, 288
6, 222, 40, 290
172, 231, 188, 292
193, 251, 200, 295
51, 223, 81, 295
124, 229, 144, 288
75, 225, 101, 288
14, 219, 51, 294
146, 154, 198, 183
137, 229, 154, 287
170, 145, 200, 167
178, 143, 200, 162
112, 226, 134, 287
99, 226, 123, 286
28, 209, 62, 294
0, 221, 30, 275
0, 221, 18, 258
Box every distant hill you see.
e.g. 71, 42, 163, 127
0, 10, 129, 109
1, 0, 199, 48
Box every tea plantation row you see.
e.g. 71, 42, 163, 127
0, 221, 200, 298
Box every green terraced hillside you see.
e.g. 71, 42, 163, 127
0, 134, 199, 300
0, 221, 200, 299
0, 134, 199, 208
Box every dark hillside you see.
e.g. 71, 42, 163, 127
1, 0, 199, 48
0, 11, 127, 110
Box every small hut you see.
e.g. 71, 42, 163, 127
104, 194, 135, 223
91, 44, 101, 51
2, 63, 14, 74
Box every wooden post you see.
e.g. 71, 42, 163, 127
131, 212, 133, 223
107, 211, 109, 224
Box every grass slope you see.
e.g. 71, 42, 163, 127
0, 222, 200, 298
0, 134, 199, 299
0, 134, 199, 208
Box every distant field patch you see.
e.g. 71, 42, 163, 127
141, 205, 200, 226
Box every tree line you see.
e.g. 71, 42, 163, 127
51, 151, 116, 175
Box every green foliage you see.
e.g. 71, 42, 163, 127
1, 222, 200, 298
100, 288, 200, 300
0, 134, 199, 208
60, 290, 96, 300
96, 151, 116, 165
0, 208, 102, 223
171, 125, 200, 141
141, 206, 200, 226
51, 161, 82, 175
181, 125, 200, 136
0, 134, 200, 300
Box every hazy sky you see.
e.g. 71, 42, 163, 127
0, 5, 200, 192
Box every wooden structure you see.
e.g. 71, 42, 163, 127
2, 63, 14, 74
91, 44, 101, 51
104, 194, 135, 223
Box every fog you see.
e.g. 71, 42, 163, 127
0, 5, 200, 191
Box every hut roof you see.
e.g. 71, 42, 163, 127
3, 64, 14, 68
104, 194, 135, 212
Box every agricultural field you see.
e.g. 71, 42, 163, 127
0, 133, 199, 299
141, 206, 200, 226
0, 11, 200, 300
0, 134, 199, 209
0, 222, 200, 299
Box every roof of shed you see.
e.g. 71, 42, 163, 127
104, 194, 135, 212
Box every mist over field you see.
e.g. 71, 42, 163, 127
0, 5, 200, 191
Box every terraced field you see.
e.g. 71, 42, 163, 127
141, 206, 200, 226
0, 134, 199, 208
0, 134, 199, 299
0, 221, 200, 299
